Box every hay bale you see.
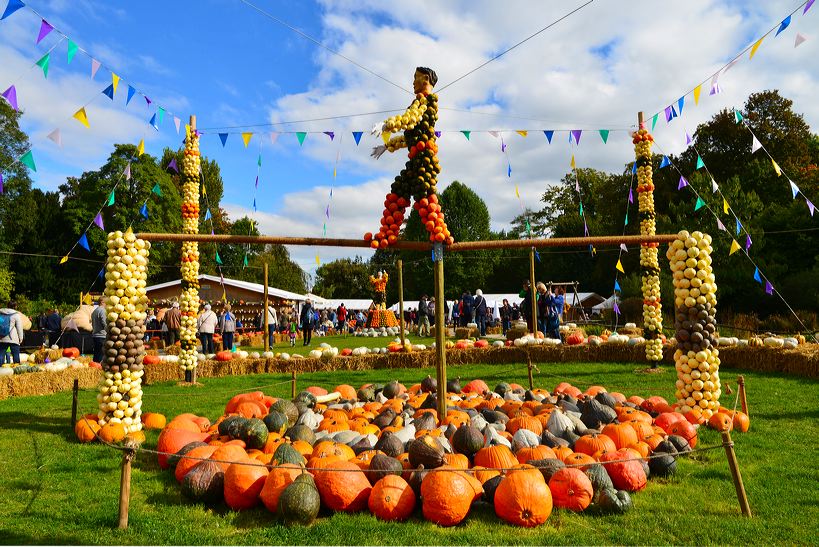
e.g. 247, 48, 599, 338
164, 344, 180, 356
506, 327, 528, 341
617, 326, 642, 337
455, 328, 471, 340
0, 367, 101, 400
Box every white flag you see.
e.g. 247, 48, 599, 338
795, 33, 807, 48
751, 135, 762, 153
47, 128, 62, 148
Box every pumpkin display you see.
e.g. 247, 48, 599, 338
315, 460, 372, 512
224, 457, 269, 510
574, 433, 616, 457
732, 411, 750, 432
451, 425, 484, 458
141, 412, 166, 430
516, 445, 557, 464
278, 474, 321, 526
420, 466, 483, 526
549, 467, 594, 512
408, 435, 445, 469
667, 419, 698, 448
474, 445, 517, 470
98, 422, 127, 444
602, 423, 639, 450
368, 475, 416, 521
596, 487, 633, 514
493, 464, 552, 527
177, 127, 202, 373
175, 445, 217, 483
599, 450, 647, 492
75, 418, 101, 443
260, 463, 304, 513
181, 460, 225, 504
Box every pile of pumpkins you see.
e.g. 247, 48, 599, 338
139, 377, 750, 527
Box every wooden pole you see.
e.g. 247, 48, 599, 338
529, 248, 538, 335
263, 262, 270, 353
433, 243, 447, 419
721, 430, 752, 517
117, 444, 136, 529
71, 379, 79, 428
526, 350, 534, 391
291, 370, 297, 399
638, 111, 644, 127
397, 259, 406, 347
737, 375, 748, 416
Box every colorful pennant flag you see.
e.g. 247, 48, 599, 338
64, 39, 78, 63
614, 279, 621, 292
174, 117, 181, 134
382, 131, 391, 144
678, 176, 688, 190
749, 36, 765, 59
807, 199, 815, 216
516, 130, 528, 138
36, 53, 50, 78
686, 132, 693, 145
599, 129, 609, 144
696, 155, 705, 169
745, 234, 752, 251
101, 83, 115, 100
215, 251, 223, 265
112, 73, 120, 94
716, 218, 726, 231
631, 163, 637, 174
543, 130, 554, 143
125, 85, 136, 105
613, 302, 621, 316
241, 132, 252, 147
794, 32, 807, 47
765, 281, 774, 295
723, 198, 729, 214
677, 96, 685, 115
0, 173, 3, 194
615, 259, 624, 273
619, 243, 628, 253
789, 180, 799, 199
1, 85, 17, 110
753, 268, 762, 283
806, 0, 815, 14
149, 113, 158, 131
243, 254, 248, 268
46, 128, 61, 147
59, 255, 68, 264
729, 239, 741, 255
461, 130, 471, 140
570, 155, 576, 169
19, 150, 36, 172
157, 107, 165, 126
694, 197, 706, 211
579, 202, 584, 217
659, 156, 670, 168
124, 163, 131, 180
135, 139, 143, 156
139, 204, 148, 219
628, 188, 633, 204
352, 131, 363, 145
77, 233, 90, 251
514, 185, 519, 198
771, 159, 782, 176
167, 158, 177, 172
106, 191, 115, 206
204, 209, 211, 221
711, 178, 719, 193
315, 254, 320, 266
93, 213, 104, 230
91, 58, 101, 79
36, 19, 54, 44
751, 135, 762, 153
1, 0, 25, 20
693, 84, 702, 105
734, 109, 743, 123
570, 130, 582, 145
296, 132, 307, 146
219, 133, 228, 147
151, 183, 162, 196
736, 218, 742, 235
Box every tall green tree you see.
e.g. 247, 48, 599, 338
313, 257, 371, 298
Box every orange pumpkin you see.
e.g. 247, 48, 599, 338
334, 384, 357, 400
156, 428, 210, 469
224, 457, 269, 510
574, 433, 616, 456
474, 445, 517, 471
471, 466, 501, 484
627, 441, 651, 458
563, 452, 596, 470
732, 411, 750, 433
175, 445, 217, 483
548, 467, 593, 512
516, 445, 556, 464
552, 446, 574, 462
322, 409, 349, 422
602, 422, 639, 450
75, 418, 101, 443
667, 420, 698, 448
625, 420, 655, 440
368, 475, 416, 521
165, 418, 202, 434
211, 444, 249, 472
312, 440, 355, 461
315, 460, 372, 512
98, 422, 126, 444
708, 412, 733, 432
259, 463, 303, 513
493, 465, 552, 527
141, 412, 167, 430
317, 418, 350, 433
420, 466, 483, 526
443, 453, 469, 469
642, 434, 665, 451
506, 416, 543, 436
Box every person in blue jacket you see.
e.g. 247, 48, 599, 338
543, 285, 565, 340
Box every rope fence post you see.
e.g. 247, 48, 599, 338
529, 247, 538, 335
721, 430, 752, 517
397, 258, 406, 347
291, 370, 297, 398
526, 350, 534, 391
263, 262, 269, 353
71, 378, 79, 428
118, 441, 137, 529
433, 242, 447, 419
737, 375, 748, 416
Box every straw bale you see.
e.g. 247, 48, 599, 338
506, 327, 528, 341
0, 367, 101, 400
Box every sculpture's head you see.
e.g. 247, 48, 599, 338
414, 67, 438, 94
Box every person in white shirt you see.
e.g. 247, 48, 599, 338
266, 304, 278, 348
197, 304, 218, 354
0, 301, 25, 364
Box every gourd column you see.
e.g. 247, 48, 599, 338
99, 229, 150, 433
179, 116, 201, 380
667, 230, 721, 420
633, 113, 663, 363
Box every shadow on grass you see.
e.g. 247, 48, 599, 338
0, 529, 84, 545
0, 411, 72, 440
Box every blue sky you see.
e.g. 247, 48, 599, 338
1, 0, 817, 277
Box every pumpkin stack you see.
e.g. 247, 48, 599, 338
666, 230, 721, 419
179, 127, 201, 373
98, 229, 150, 434
633, 128, 663, 362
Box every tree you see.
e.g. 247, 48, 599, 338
312, 257, 371, 298
249, 245, 308, 294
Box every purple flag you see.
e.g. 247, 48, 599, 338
93, 213, 104, 230
613, 302, 621, 315
807, 199, 815, 216
765, 281, 774, 295
434, 131, 441, 138
716, 218, 726, 231
628, 188, 634, 204
324, 131, 334, 141
571, 129, 582, 145
686, 132, 692, 145
805, 0, 815, 14
36, 19, 54, 44
144, 96, 152, 106
0, 173, 3, 194
166, 158, 178, 172
2, 85, 18, 111
583, 220, 589, 236
664, 106, 673, 122
254, 175, 258, 188
678, 176, 688, 190
745, 234, 752, 251
325, 205, 330, 218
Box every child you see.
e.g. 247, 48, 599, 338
289, 319, 297, 347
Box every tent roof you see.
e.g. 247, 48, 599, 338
145, 274, 308, 301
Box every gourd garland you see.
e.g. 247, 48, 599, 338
666, 230, 722, 419
179, 127, 201, 373
633, 128, 663, 362
98, 229, 150, 433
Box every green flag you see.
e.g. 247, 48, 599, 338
19, 150, 36, 172
734, 110, 743, 123
296, 132, 307, 146
461, 130, 471, 140
243, 254, 248, 268
696, 155, 705, 170
106, 190, 115, 206
67, 40, 78, 64
215, 251, 223, 265
151, 183, 162, 196
36, 53, 50, 78
579, 202, 584, 217
694, 197, 706, 211
257, 154, 262, 167
624, 211, 629, 225
599, 129, 609, 144
651, 113, 659, 131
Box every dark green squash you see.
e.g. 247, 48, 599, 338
654, 440, 678, 455
270, 399, 299, 427
218, 415, 243, 437
293, 391, 317, 408
596, 487, 632, 514
278, 473, 320, 526
242, 418, 269, 450
372, 409, 397, 430
420, 375, 437, 393
494, 382, 511, 397
451, 425, 484, 458
284, 424, 315, 446
412, 412, 436, 431
667, 435, 692, 454
446, 376, 461, 393
585, 464, 614, 502
529, 458, 565, 482
263, 410, 288, 434
227, 416, 250, 440
649, 453, 677, 477
367, 453, 403, 485
408, 435, 445, 469
594, 391, 618, 409
357, 386, 376, 402
482, 475, 504, 504
580, 398, 617, 429
167, 441, 208, 469
274, 443, 307, 466
373, 431, 403, 458
181, 460, 224, 504
382, 380, 401, 399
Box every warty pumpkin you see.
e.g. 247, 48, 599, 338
259, 463, 303, 513
420, 466, 483, 526
223, 457, 269, 510
368, 475, 416, 521
314, 460, 372, 512
493, 464, 552, 527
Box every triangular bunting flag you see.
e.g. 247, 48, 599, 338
599, 129, 609, 144
507, 163, 512, 178
628, 188, 633, 204
696, 155, 705, 169
765, 281, 774, 295
124, 163, 131, 180
78, 233, 90, 251
753, 268, 762, 283
59, 255, 68, 264
91, 58, 101, 79
145, 95, 152, 107
794, 32, 807, 48
47, 128, 61, 147
789, 180, 799, 199
734, 109, 743, 123
93, 213, 104, 230
807, 199, 815, 216
712, 178, 719, 193
624, 212, 629, 225
112, 73, 120, 94
381, 131, 391, 145
745, 234, 752, 251
514, 185, 519, 198
352, 131, 363, 145
149, 113, 158, 130
616, 259, 625, 274
806, 0, 815, 14
139, 204, 148, 219
101, 83, 114, 100
242, 254, 248, 268
631, 163, 637, 174
716, 218, 726, 231
151, 183, 162, 196
583, 220, 589, 236
36, 53, 50, 78
729, 239, 741, 255
257, 154, 262, 167
612, 302, 621, 315
575, 178, 580, 192
534, 250, 541, 262
325, 205, 330, 218
67, 39, 78, 63
435, 131, 441, 138
157, 107, 165, 125
1, 0, 25, 20
461, 130, 471, 140
664, 105, 673, 122
686, 132, 693, 145
694, 197, 706, 211
723, 198, 729, 214
543, 130, 554, 143
571, 129, 582, 145
659, 156, 670, 168
204, 209, 211, 220
137, 139, 144, 156
579, 203, 584, 217
219, 133, 228, 147
488, 131, 499, 138
126, 85, 136, 105
36, 19, 54, 44
174, 117, 181, 134
614, 279, 621, 292
19, 150, 36, 172
678, 176, 688, 190
315, 254, 320, 266
736, 218, 742, 235
215, 251, 222, 265
324, 131, 334, 141
167, 158, 177, 172
693, 84, 702, 105
570, 155, 576, 169
269, 132, 279, 145
1, 85, 18, 111
749, 36, 765, 59
252, 198, 256, 211
620, 243, 628, 253
678, 96, 685, 115
772, 159, 782, 176
0, 173, 4, 194
254, 175, 258, 188
751, 135, 762, 153
241, 132, 253, 147
516, 130, 528, 137
296, 132, 307, 146
106, 191, 115, 206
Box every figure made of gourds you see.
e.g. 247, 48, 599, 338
364, 67, 453, 249
369, 271, 388, 309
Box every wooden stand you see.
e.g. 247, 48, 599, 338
433, 243, 447, 419
721, 430, 752, 517
397, 259, 406, 346
263, 262, 269, 353
118, 443, 136, 529
71, 379, 79, 427
529, 248, 538, 334
737, 375, 748, 415
291, 370, 297, 398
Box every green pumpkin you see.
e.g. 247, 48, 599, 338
357, 386, 375, 402
382, 380, 401, 399
494, 382, 511, 396
451, 425, 484, 458
218, 415, 243, 437
270, 399, 299, 427
530, 458, 566, 482
585, 464, 614, 502
274, 443, 306, 466
648, 453, 677, 477
181, 460, 224, 504
242, 418, 269, 450
278, 474, 320, 526
293, 391, 317, 408
284, 424, 315, 446
226, 416, 250, 440
596, 488, 633, 514
263, 411, 288, 434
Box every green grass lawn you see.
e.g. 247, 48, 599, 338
239, 332, 438, 357
1, 360, 817, 545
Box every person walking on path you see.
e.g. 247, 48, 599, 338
500, 299, 512, 334
300, 300, 314, 346
266, 304, 278, 347
0, 301, 25, 364
197, 304, 218, 354
163, 302, 181, 346
460, 291, 474, 327
473, 289, 488, 336
45, 308, 61, 348
337, 303, 348, 335
543, 285, 566, 340
219, 304, 237, 352
417, 295, 431, 336
91, 298, 107, 363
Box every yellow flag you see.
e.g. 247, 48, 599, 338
591, 246, 597, 256
772, 159, 781, 176
515, 185, 520, 198
693, 84, 702, 105
333, 168, 337, 178
202, 183, 207, 196
516, 130, 528, 137
570, 155, 576, 169
615, 259, 625, 273
59, 255, 69, 264
112, 73, 120, 94
749, 36, 765, 59
315, 254, 320, 265
381, 131, 391, 145
723, 198, 729, 214
729, 239, 741, 255
222, 289, 227, 302
73, 107, 89, 128
137, 139, 144, 156
83, 293, 93, 305
241, 132, 253, 147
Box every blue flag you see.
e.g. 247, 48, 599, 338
204, 209, 211, 220
735, 218, 742, 235
101, 84, 115, 100
543, 130, 554, 143
776, 15, 791, 36
126, 85, 136, 105
1, 0, 25, 20
753, 268, 762, 283
140, 204, 148, 219
219, 133, 228, 147
78, 233, 90, 251
659, 156, 670, 168
352, 131, 363, 145
614, 279, 621, 292
149, 113, 158, 131
632, 163, 637, 174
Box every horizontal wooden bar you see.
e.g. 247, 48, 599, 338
136, 233, 679, 251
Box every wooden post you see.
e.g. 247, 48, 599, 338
118, 443, 136, 529
737, 375, 748, 416
71, 379, 79, 427
433, 243, 447, 419
529, 247, 538, 334
291, 370, 297, 398
397, 259, 406, 347
721, 430, 752, 517
263, 262, 270, 353
526, 350, 534, 391
638, 111, 644, 127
